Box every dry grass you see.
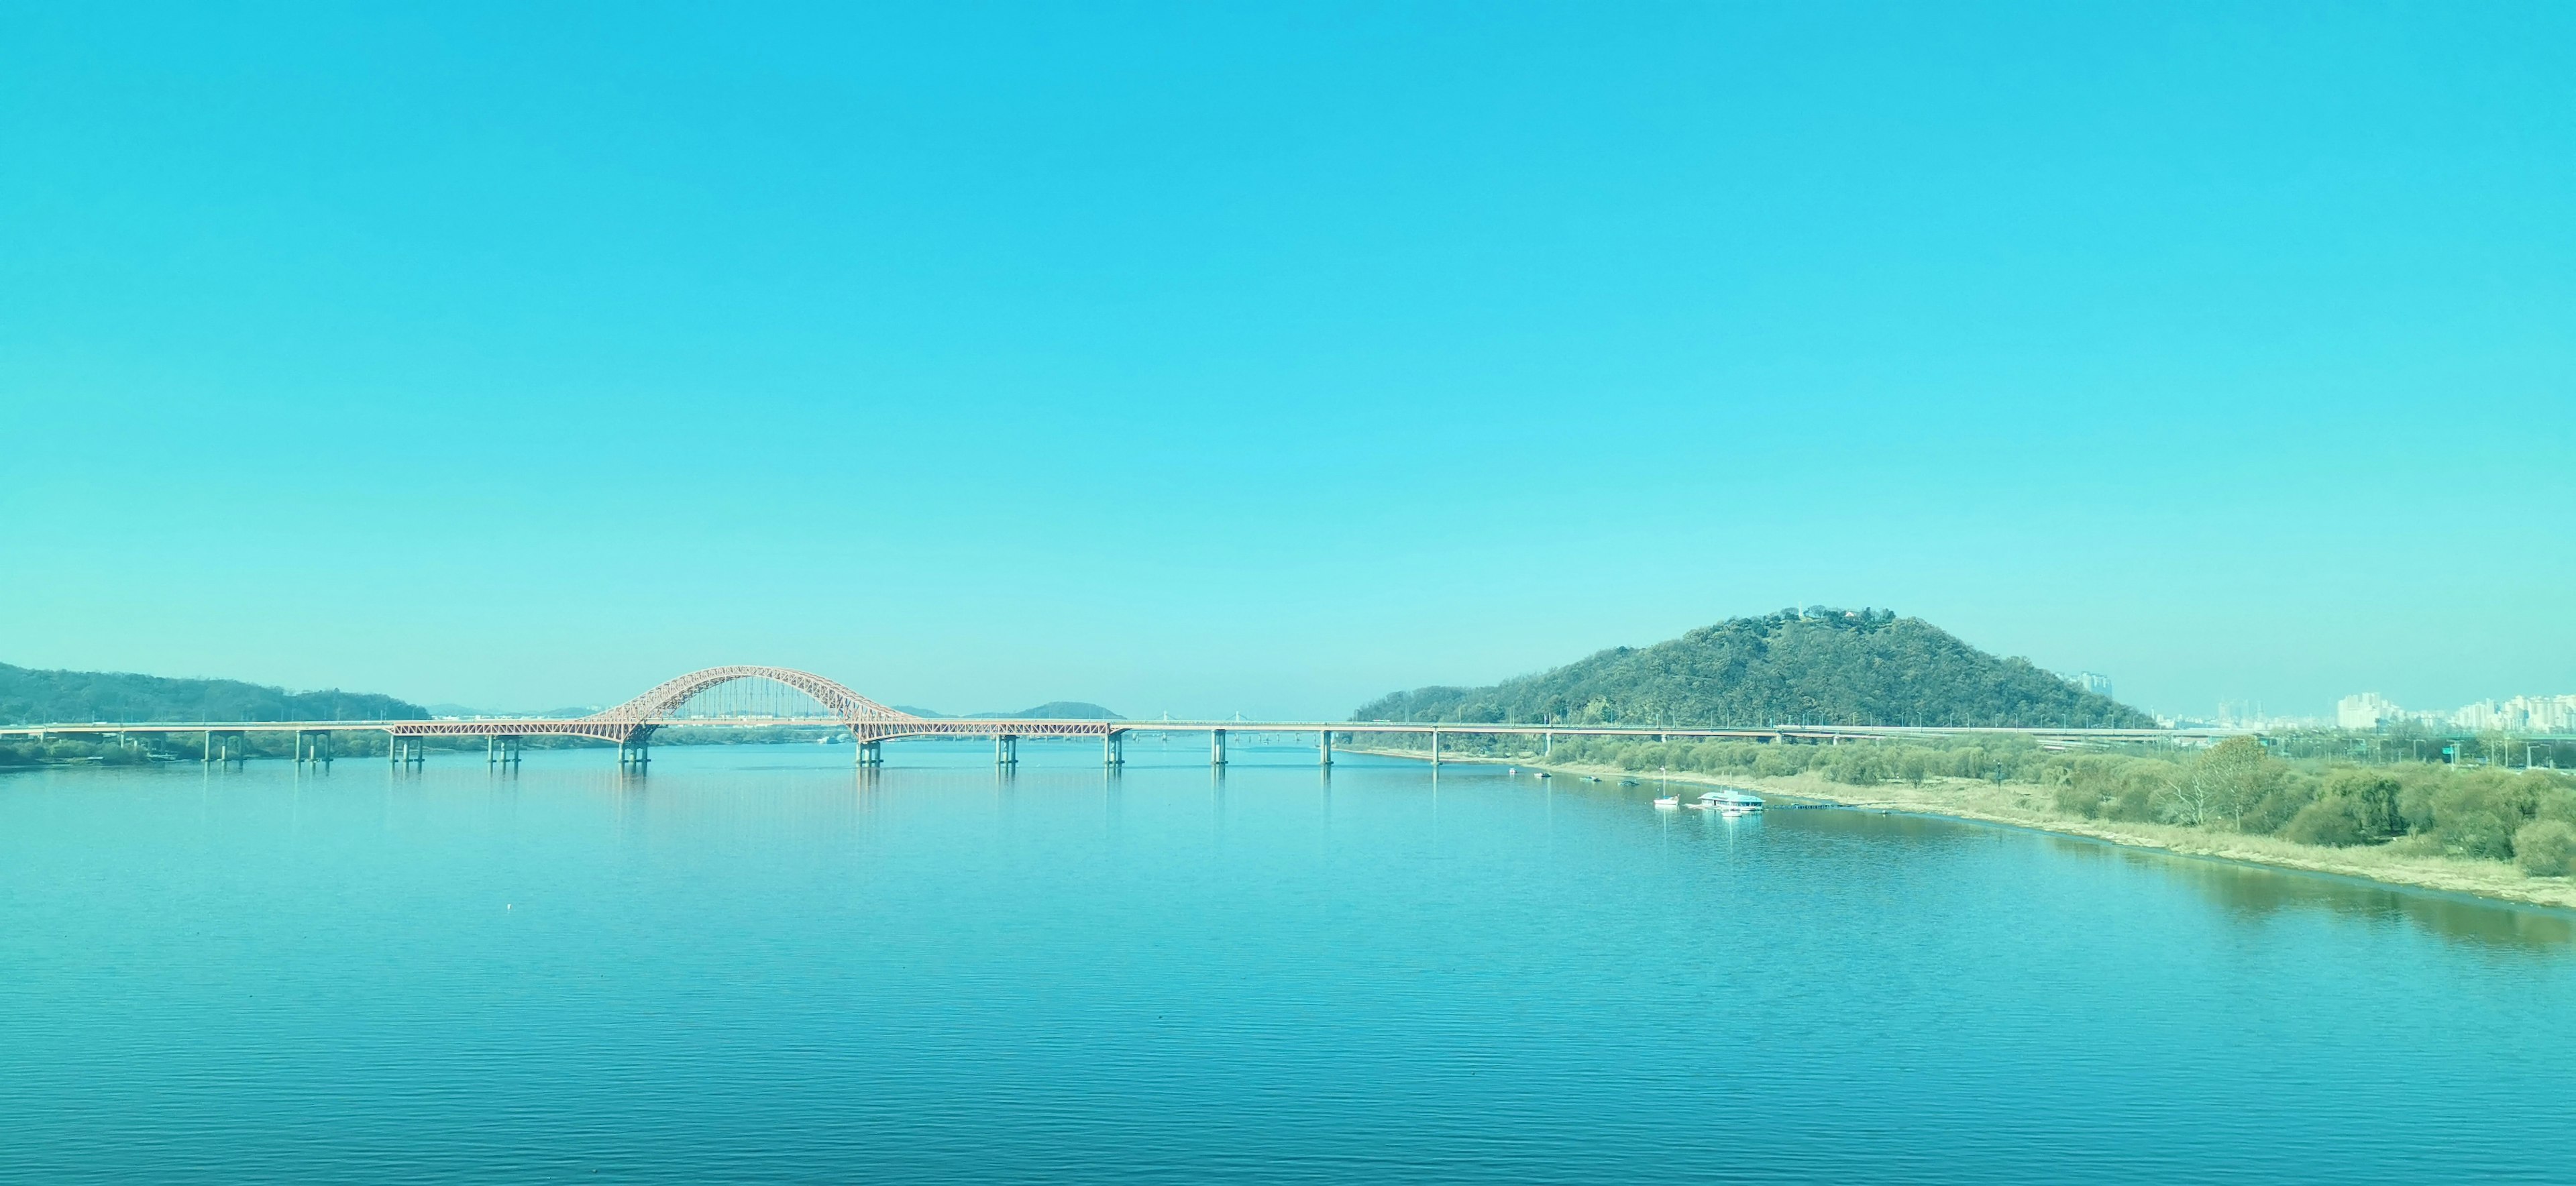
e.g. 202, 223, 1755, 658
1375, 749, 2576, 910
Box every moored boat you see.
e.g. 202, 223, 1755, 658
1698, 789, 1764, 815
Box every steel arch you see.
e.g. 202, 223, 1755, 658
585, 665, 919, 728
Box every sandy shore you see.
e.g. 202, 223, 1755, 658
1348, 747, 2576, 911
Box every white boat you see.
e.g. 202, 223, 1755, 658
1698, 789, 1764, 814
1653, 796, 1680, 809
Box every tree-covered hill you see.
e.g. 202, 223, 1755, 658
974, 701, 1123, 720
1352, 609, 2153, 729
894, 701, 1124, 719
0, 663, 428, 724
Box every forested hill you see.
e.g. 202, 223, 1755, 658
896, 702, 1126, 720
1352, 610, 2153, 729
0, 663, 428, 724
977, 701, 1123, 720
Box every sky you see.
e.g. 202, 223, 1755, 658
3, 2, 2571, 721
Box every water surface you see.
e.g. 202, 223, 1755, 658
5, 741, 2573, 1183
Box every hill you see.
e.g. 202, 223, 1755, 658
1352, 609, 2153, 729
971, 701, 1124, 720
892, 701, 1124, 720
0, 662, 429, 724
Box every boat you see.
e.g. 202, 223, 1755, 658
1532, 771, 1551, 779
1653, 796, 1680, 809
1581, 775, 1601, 783
1618, 779, 1639, 787
1697, 789, 1765, 815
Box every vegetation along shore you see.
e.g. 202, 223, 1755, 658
1360, 735, 2576, 910
1348, 609, 2576, 910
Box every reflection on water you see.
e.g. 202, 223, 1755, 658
4, 743, 2574, 1185
1775, 795, 2576, 953
2079, 841, 2576, 952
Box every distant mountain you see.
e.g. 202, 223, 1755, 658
0, 662, 428, 725
1354, 609, 2153, 729
977, 701, 1123, 720
892, 701, 1123, 720
422, 703, 600, 719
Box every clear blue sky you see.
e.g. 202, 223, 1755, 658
4, 3, 2570, 720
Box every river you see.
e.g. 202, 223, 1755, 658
5, 739, 2572, 1183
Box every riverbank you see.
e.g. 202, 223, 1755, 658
1354, 747, 2576, 910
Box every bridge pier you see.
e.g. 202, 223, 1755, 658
294, 729, 332, 767
617, 735, 650, 771
994, 735, 1018, 766
857, 739, 882, 767
204, 730, 248, 767
1320, 730, 1333, 766
1211, 729, 1227, 767
1103, 731, 1123, 767
1430, 729, 1441, 767
486, 735, 522, 768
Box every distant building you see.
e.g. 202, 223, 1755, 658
2458, 694, 2576, 733
2337, 692, 2401, 731
2074, 671, 2114, 700
2216, 700, 2266, 729
2336, 690, 2576, 733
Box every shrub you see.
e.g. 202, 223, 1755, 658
2283, 796, 2373, 847
2241, 775, 2320, 836
2104, 786, 2159, 823
2514, 820, 2576, 877
2319, 771, 2404, 839
1753, 747, 1807, 778
2424, 777, 2535, 860
1825, 749, 1885, 786
2443, 808, 2521, 861
2052, 781, 2102, 818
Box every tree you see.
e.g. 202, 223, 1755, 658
2516, 821, 2576, 877
2159, 737, 2270, 827
2283, 796, 2372, 847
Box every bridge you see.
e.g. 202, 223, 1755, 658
0, 664, 2247, 769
